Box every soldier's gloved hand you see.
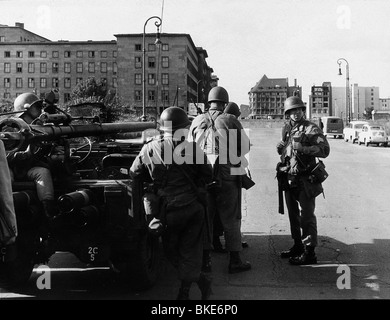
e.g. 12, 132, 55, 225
276, 141, 285, 154
292, 141, 303, 153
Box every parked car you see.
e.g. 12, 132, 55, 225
357, 124, 388, 147
343, 120, 369, 144
321, 116, 344, 139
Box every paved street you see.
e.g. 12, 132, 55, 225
2, 123, 390, 300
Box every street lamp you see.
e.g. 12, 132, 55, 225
337, 58, 350, 124
142, 16, 162, 122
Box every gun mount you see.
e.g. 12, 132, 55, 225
0, 107, 161, 291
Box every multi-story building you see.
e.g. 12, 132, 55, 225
379, 97, 390, 111
308, 82, 332, 120
0, 23, 215, 117
248, 74, 301, 119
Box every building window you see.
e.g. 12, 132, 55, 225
148, 57, 156, 68
162, 73, 169, 85
113, 51, 117, 58
16, 51, 23, 58
28, 51, 35, 58
148, 90, 155, 101
100, 51, 107, 58
148, 44, 156, 52
135, 44, 142, 51
76, 78, 83, 84
0, 36, 5, 42
135, 56, 142, 68
64, 51, 71, 58
4, 63, 10, 73
162, 44, 169, 51
16, 63, 22, 73
100, 62, 107, 73
4, 78, 11, 88
52, 78, 59, 88
162, 56, 169, 68
40, 62, 47, 73
52, 51, 59, 58
76, 51, 83, 58
148, 74, 156, 85
64, 78, 71, 88
64, 62, 71, 73
76, 62, 83, 73
88, 51, 95, 58
52, 63, 59, 73
28, 63, 35, 73
135, 90, 142, 102
64, 93, 71, 102
113, 62, 117, 75
112, 78, 117, 88
16, 78, 23, 88
40, 51, 47, 58
4, 92, 10, 99
28, 78, 35, 88
162, 90, 169, 103
40, 78, 47, 88
4, 51, 11, 58
101, 78, 107, 87
88, 62, 95, 73
135, 73, 142, 85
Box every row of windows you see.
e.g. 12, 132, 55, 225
134, 90, 170, 102
134, 73, 170, 85
2, 62, 117, 74
135, 56, 169, 68
3, 50, 117, 59
2, 77, 117, 89
2, 43, 170, 59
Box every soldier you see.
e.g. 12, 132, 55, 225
0, 139, 17, 247
276, 96, 330, 265
188, 87, 251, 274
7, 93, 57, 223
130, 106, 213, 300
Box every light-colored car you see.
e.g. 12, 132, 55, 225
357, 124, 388, 147
343, 120, 369, 144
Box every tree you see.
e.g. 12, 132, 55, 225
363, 107, 374, 120
67, 78, 124, 122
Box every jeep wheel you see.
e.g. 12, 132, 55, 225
0, 236, 36, 288
110, 231, 160, 291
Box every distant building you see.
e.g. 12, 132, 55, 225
239, 104, 250, 119
379, 97, 390, 111
248, 74, 301, 119
308, 82, 332, 120
0, 23, 216, 118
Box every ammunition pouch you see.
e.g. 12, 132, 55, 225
301, 176, 324, 199
308, 160, 328, 184
276, 162, 289, 191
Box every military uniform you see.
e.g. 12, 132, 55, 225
130, 134, 213, 298
278, 117, 330, 263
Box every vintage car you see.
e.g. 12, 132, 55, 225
357, 124, 388, 147
343, 120, 369, 144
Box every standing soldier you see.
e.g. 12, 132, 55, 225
276, 96, 330, 265
130, 107, 213, 300
188, 87, 251, 274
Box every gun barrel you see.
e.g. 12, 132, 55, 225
29, 121, 156, 141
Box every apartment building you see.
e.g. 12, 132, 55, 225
248, 74, 301, 119
0, 23, 215, 117
308, 82, 332, 120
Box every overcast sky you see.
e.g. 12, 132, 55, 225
2, 0, 390, 105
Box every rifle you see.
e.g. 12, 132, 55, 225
276, 162, 288, 215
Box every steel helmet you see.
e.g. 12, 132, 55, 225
207, 86, 229, 104
284, 96, 306, 115
224, 102, 241, 117
13, 92, 43, 121
159, 106, 191, 132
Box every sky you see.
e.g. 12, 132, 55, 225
1, 0, 390, 106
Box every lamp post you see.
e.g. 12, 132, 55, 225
337, 58, 350, 124
142, 16, 162, 122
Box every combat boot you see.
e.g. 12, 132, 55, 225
228, 251, 251, 274
289, 246, 317, 265
280, 240, 304, 258
197, 272, 213, 300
